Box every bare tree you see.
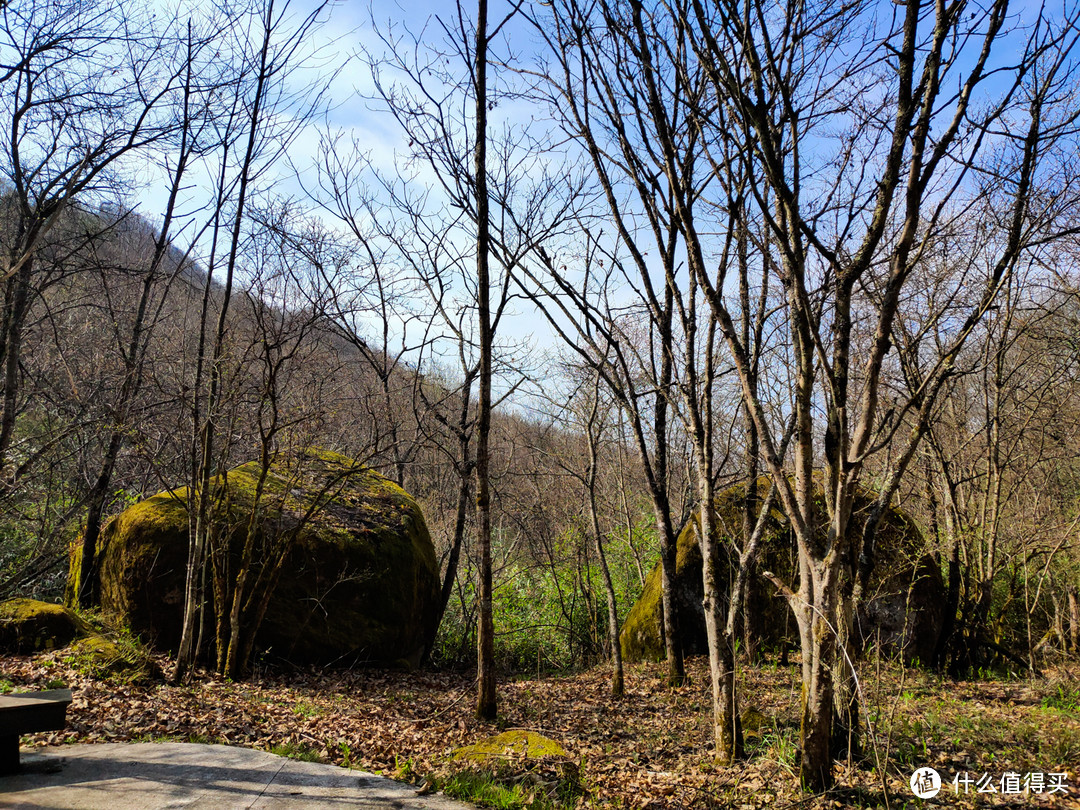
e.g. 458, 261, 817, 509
524, 0, 767, 758
175, 0, 331, 681
517, 0, 699, 683
213, 204, 343, 678
517, 233, 690, 687
679, 0, 1080, 788
74, 18, 222, 607
530, 362, 626, 694
913, 265, 1080, 673
0, 0, 179, 488
342, 0, 579, 715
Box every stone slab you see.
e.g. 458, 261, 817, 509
0, 742, 474, 809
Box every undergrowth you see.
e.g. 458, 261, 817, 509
434, 764, 581, 810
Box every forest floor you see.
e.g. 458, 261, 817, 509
2, 651, 1079, 809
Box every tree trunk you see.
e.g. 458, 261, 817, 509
653, 301, 684, 686
423, 461, 470, 666
585, 384, 623, 697
801, 632, 836, 791
699, 500, 742, 763
211, 526, 230, 675
594, 529, 624, 696
656, 509, 684, 685
473, 0, 497, 722
224, 463, 271, 680
738, 431, 760, 662
936, 534, 962, 672
798, 563, 841, 791
0, 258, 33, 472
832, 589, 860, 760
174, 250, 219, 681
78, 259, 164, 610
76, 431, 125, 608
1069, 586, 1080, 655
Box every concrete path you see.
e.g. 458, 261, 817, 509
0, 742, 476, 809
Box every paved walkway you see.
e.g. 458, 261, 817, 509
0, 742, 475, 809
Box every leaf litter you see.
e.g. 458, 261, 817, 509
3, 652, 1079, 808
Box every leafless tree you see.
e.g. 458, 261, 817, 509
336, 0, 580, 715
529, 362, 627, 694
912, 264, 1080, 674
523, 0, 786, 760
678, 0, 1080, 788
73, 17, 225, 608
212, 204, 343, 679
0, 0, 181, 488
175, 0, 332, 681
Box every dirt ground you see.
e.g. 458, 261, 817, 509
3, 651, 1079, 808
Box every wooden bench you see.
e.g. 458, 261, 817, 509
0, 689, 73, 775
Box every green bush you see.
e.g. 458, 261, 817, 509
431, 522, 654, 674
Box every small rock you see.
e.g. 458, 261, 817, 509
0, 598, 92, 653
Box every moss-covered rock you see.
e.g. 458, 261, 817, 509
618, 520, 707, 663
740, 707, 770, 738
65, 634, 160, 683
69, 449, 441, 668
619, 480, 944, 665
0, 598, 93, 653
449, 731, 580, 805
452, 730, 569, 762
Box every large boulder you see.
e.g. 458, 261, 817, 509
0, 598, 92, 653
620, 481, 945, 665
69, 449, 441, 667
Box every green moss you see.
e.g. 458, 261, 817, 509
270, 741, 322, 762
618, 566, 664, 661
453, 731, 569, 762
67, 634, 122, 663
0, 598, 92, 653
446, 732, 580, 809
65, 632, 159, 683
740, 707, 770, 736
437, 768, 576, 809
618, 510, 711, 662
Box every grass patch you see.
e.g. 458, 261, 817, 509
436, 766, 579, 810
746, 722, 799, 774
1040, 681, 1080, 715
61, 627, 159, 683
270, 740, 321, 762
292, 700, 321, 718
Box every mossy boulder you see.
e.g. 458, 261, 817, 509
618, 520, 708, 663
619, 481, 944, 665
69, 449, 441, 667
65, 635, 160, 682
452, 730, 569, 762
740, 707, 771, 738
451, 731, 580, 803
0, 598, 93, 653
